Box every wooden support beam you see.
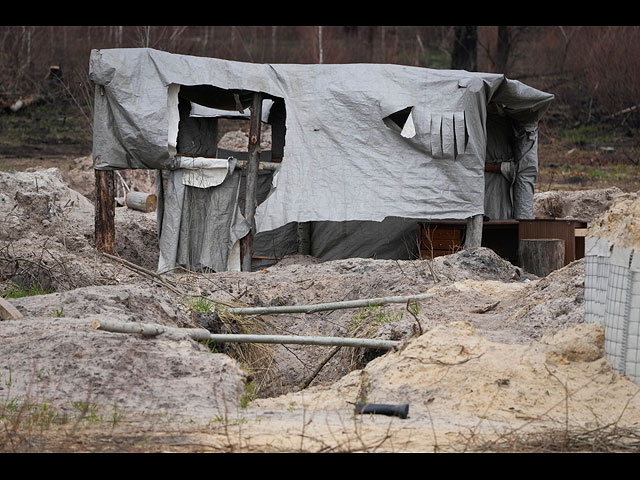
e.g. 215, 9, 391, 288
0, 297, 23, 320
297, 222, 311, 255
240, 92, 263, 272
94, 169, 116, 254
465, 214, 483, 249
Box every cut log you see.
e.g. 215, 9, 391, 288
0, 296, 23, 320
125, 192, 157, 213
518, 238, 565, 277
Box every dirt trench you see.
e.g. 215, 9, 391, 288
2, 165, 640, 452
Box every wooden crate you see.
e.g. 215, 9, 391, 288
419, 219, 586, 267
420, 224, 464, 259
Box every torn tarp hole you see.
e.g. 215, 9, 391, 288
382, 106, 416, 138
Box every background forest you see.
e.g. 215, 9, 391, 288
1, 25, 639, 189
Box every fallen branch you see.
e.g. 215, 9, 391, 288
101, 252, 184, 296
299, 345, 342, 390
472, 301, 500, 314
92, 318, 400, 350
226, 293, 436, 316
404, 353, 484, 366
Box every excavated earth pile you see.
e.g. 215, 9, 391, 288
1, 168, 639, 452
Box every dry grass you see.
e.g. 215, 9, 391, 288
467, 424, 640, 453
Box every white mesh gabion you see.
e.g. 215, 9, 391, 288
584, 237, 611, 325
603, 246, 634, 373
624, 254, 640, 384
585, 237, 639, 386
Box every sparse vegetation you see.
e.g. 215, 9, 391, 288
187, 296, 214, 313
239, 380, 258, 409
2, 282, 51, 298
352, 305, 403, 329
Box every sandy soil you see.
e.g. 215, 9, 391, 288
1, 164, 639, 452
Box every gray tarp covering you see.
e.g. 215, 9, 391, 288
89, 48, 553, 271
157, 159, 250, 273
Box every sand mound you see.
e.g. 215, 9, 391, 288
218, 125, 272, 152
586, 191, 640, 249
533, 187, 624, 221
0, 314, 246, 421
2, 164, 639, 451
243, 320, 639, 452
0, 168, 159, 292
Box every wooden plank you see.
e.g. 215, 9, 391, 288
423, 227, 462, 240
0, 296, 23, 320
424, 239, 461, 250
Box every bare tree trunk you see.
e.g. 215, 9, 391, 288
496, 26, 511, 73
451, 26, 477, 71
271, 26, 277, 59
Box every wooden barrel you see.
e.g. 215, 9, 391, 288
518, 238, 565, 277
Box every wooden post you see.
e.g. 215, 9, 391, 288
465, 214, 483, 249
95, 169, 116, 254
240, 92, 263, 272
298, 222, 311, 255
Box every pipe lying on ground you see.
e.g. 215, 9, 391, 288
225, 293, 435, 316
353, 402, 409, 419
91, 319, 400, 350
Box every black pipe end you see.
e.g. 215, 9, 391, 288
353, 402, 409, 419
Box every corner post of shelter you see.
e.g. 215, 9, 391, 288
465, 214, 483, 249
94, 166, 116, 254
298, 223, 311, 255
241, 92, 263, 271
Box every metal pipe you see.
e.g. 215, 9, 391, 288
225, 293, 435, 316
91, 319, 400, 350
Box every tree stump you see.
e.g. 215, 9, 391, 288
126, 191, 157, 212
518, 238, 565, 277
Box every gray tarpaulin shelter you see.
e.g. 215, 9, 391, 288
89, 47, 554, 273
